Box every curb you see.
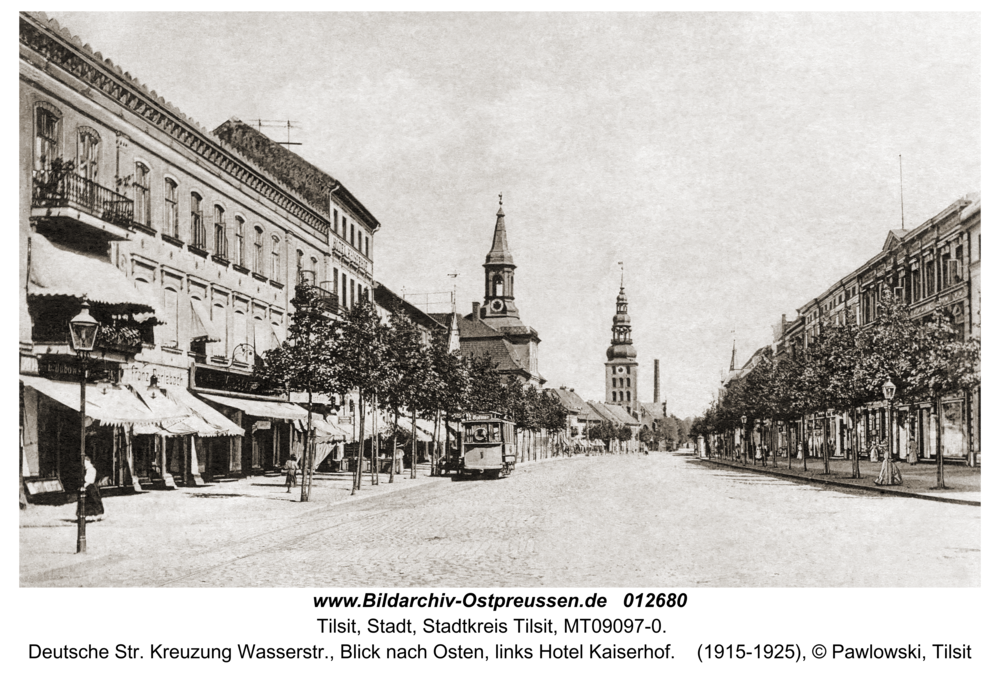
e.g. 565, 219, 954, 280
697, 458, 981, 506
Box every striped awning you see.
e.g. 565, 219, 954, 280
20, 375, 167, 426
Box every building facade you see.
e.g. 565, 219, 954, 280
604, 282, 638, 417
19, 12, 382, 500
440, 202, 544, 386
724, 193, 981, 466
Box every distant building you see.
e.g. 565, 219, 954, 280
432, 200, 543, 386
604, 281, 638, 416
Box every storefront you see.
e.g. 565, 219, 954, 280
195, 392, 308, 474
20, 374, 168, 499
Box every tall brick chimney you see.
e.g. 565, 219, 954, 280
654, 359, 660, 403
472, 302, 480, 321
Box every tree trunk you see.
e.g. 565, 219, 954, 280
851, 408, 861, 479
432, 409, 441, 476
389, 409, 399, 483
352, 396, 365, 495
801, 416, 808, 472
822, 412, 830, 475
935, 395, 945, 489
370, 396, 378, 486
411, 409, 418, 479
301, 387, 313, 502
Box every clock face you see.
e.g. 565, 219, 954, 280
490, 299, 505, 312
616, 366, 626, 374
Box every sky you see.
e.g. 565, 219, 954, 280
46, 12, 980, 418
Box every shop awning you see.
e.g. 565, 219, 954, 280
167, 388, 244, 437
294, 416, 348, 441
132, 386, 194, 435
27, 234, 160, 313
20, 375, 166, 426
132, 387, 245, 437
190, 299, 221, 344
196, 392, 308, 420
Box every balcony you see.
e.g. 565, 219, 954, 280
32, 170, 134, 240
297, 272, 340, 314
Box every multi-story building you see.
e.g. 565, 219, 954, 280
723, 193, 981, 466
18, 12, 383, 501
604, 281, 639, 417
436, 201, 544, 387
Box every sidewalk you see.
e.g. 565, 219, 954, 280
20, 465, 444, 584
699, 455, 980, 506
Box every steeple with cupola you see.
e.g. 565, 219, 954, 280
605, 269, 639, 415
481, 193, 520, 326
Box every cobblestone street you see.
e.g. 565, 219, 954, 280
21, 453, 979, 588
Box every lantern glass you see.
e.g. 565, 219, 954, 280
741, 415, 747, 424
882, 379, 896, 401
68, 303, 99, 352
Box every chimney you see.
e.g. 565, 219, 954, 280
653, 359, 660, 403
472, 302, 480, 320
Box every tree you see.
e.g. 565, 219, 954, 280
382, 311, 426, 483
256, 283, 341, 502
337, 299, 390, 495
908, 312, 981, 488
428, 333, 467, 473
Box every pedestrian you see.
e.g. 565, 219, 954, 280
796, 441, 803, 460
82, 455, 104, 519
906, 437, 918, 465
284, 454, 299, 492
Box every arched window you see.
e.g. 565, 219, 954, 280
626, 391, 631, 402
493, 274, 504, 297
214, 205, 227, 258
271, 235, 281, 279
34, 104, 61, 175
134, 162, 150, 227
77, 129, 100, 183
164, 178, 178, 238
190, 192, 205, 248
612, 391, 617, 402
253, 226, 264, 273
233, 216, 245, 267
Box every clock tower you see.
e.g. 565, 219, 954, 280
481, 198, 520, 324
605, 281, 638, 416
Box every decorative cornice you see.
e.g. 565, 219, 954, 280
20, 12, 330, 238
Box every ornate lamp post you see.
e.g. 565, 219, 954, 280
68, 301, 99, 554
875, 378, 901, 486
740, 414, 747, 464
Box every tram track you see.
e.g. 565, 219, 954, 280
151, 478, 486, 588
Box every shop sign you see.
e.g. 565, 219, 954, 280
120, 363, 187, 388
253, 420, 272, 432
37, 357, 120, 383
193, 364, 280, 395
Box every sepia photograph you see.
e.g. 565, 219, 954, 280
18, 10, 979, 594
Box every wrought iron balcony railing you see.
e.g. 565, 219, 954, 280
32, 171, 134, 228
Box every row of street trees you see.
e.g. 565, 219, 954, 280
691, 292, 979, 488
256, 284, 568, 501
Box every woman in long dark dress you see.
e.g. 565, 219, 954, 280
82, 455, 104, 518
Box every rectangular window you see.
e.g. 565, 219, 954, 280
342, 216, 347, 239
35, 108, 59, 174
342, 273, 347, 307
365, 235, 370, 258
350, 222, 355, 248
214, 205, 227, 258
134, 163, 150, 227
164, 179, 178, 237
234, 217, 245, 266
333, 209, 339, 236
191, 193, 205, 248
350, 279, 355, 307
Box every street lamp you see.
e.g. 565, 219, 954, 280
740, 414, 748, 464
875, 378, 901, 486
68, 300, 99, 554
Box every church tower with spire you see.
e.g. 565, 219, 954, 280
481, 195, 520, 325
605, 274, 639, 416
